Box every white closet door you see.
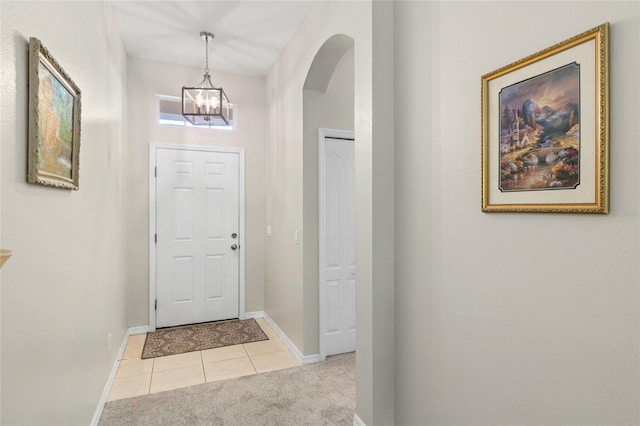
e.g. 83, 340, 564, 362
321, 137, 356, 356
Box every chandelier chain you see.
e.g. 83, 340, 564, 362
204, 35, 209, 75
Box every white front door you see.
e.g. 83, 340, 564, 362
155, 148, 240, 328
320, 131, 356, 357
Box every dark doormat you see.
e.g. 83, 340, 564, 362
142, 318, 268, 359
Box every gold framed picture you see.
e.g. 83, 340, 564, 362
28, 37, 82, 190
481, 23, 609, 213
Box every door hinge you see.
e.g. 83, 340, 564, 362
155, 299, 157, 311
154, 166, 157, 177
155, 233, 157, 244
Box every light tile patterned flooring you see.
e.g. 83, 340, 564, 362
107, 318, 300, 401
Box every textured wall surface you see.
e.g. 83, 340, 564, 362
303, 46, 354, 355
125, 57, 266, 327
1, 2, 129, 424
264, 2, 366, 357
264, 2, 395, 424
394, 2, 640, 424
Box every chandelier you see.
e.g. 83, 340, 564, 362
182, 32, 231, 126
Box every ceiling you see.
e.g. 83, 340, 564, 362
110, 1, 314, 77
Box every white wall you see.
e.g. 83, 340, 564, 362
265, 1, 395, 424
0, 1, 128, 424
302, 46, 354, 355
125, 57, 266, 327
265, 1, 394, 425
394, 1, 640, 424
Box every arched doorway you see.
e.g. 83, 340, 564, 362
302, 34, 355, 359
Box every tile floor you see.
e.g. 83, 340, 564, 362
107, 318, 301, 401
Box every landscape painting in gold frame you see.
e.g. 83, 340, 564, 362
28, 37, 81, 190
481, 23, 608, 213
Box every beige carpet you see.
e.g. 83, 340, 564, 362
99, 352, 355, 426
142, 319, 268, 359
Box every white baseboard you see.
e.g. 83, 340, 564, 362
90, 326, 149, 426
262, 313, 320, 365
302, 353, 321, 364
353, 413, 367, 426
128, 325, 150, 335
242, 310, 265, 319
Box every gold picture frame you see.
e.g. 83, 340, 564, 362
28, 37, 81, 190
481, 23, 608, 213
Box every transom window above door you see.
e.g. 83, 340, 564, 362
156, 95, 236, 130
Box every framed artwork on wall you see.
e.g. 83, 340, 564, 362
481, 23, 609, 213
28, 37, 81, 190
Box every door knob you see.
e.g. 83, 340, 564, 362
231, 244, 238, 250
